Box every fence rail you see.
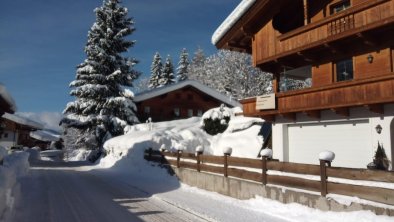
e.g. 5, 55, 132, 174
144, 148, 394, 205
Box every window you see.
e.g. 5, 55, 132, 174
336, 58, 353, 82
197, 110, 203, 117
4, 133, 8, 138
187, 109, 193, 117
174, 108, 180, 117
330, 0, 351, 14
144, 106, 150, 114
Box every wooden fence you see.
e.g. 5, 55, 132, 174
144, 148, 394, 205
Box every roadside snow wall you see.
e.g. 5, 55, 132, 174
0, 148, 29, 221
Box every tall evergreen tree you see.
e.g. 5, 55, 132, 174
159, 55, 175, 86
149, 52, 162, 89
188, 47, 206, 83
176, 48, 189, 82
61, 0, 140, 154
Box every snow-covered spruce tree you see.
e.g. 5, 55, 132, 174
159, 55, 176, 86
61, 0, 140, 156
149, 52, 162, 89
176, 48, 189, 82
188, 47, 207, 84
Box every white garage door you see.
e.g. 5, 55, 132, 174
287, 120, 373, 168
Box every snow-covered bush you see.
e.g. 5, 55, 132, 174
201, 105, 232, 135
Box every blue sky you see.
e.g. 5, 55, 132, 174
0, 0, 239, 113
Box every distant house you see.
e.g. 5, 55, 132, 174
213, 0, 394, 168
0, 113, 44, 148
134, 80, 241, 122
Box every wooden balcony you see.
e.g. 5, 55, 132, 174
241, 74, 394, 120
255, 0, 394, 71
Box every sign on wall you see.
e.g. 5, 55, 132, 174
256, 93, 276, 110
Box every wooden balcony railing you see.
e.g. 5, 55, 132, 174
256, 0, 394, 65
241, 74, 394, 118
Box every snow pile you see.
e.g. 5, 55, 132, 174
24, 147, 41, 162
211, 0, 256, 45
40, 150, 64, 161
319, 151, 335, 162
0, 150, 29, 220
201, 105, 232, 122
101, 110, 265, 168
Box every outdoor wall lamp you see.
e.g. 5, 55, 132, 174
367, 54, 374, 63
375, 124, 382, 134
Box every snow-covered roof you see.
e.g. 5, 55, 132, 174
211, 0, 256, 45
0, 84, 16, 113
30, 130, 60, 142
134, 80, 241, 108
2, 113, 44, 130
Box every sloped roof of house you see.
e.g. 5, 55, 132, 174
134, 80, 241, 108
2, 113, 44, 130
30, 130, 60, 142
211, 0, 256, 45
0, 84, 16, 113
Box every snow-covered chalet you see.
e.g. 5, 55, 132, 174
213, 0, 394, 168
134, 80, 241, 122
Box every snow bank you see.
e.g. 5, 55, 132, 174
101, 113, 265, 169
0, 151, 29, 220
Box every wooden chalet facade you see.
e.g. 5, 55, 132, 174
0, 113, 44, 148
213, 0, 394, 168
134, 80, 241, 122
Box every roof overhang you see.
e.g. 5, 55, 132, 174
2, 113, 44, 130
212, 0, 278, 53
134, 80, 241, 108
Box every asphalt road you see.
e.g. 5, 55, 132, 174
9, 161, 209, 222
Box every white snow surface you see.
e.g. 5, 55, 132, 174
2, 113, 44, 130
319, 150, 336, 161
103, 113, 264, 169
95, 115, 394, 222
0, 150, 29, 220
211, 0, 256, 45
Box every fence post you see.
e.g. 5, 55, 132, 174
196, 151, 203, 172
177, 150, 181, 168
160, 150, 165, 164
262, 156, 267, 185
320, 160, 329, 197
148, 147, 153, 161
224, 154, 229, 177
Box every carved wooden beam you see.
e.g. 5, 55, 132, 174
365, 104, 384, 115
303, 110, 320, 119
297, 51, 316, 62
356, 33, 377, 46
331, 107, 349, 117
279, 113, 296, 122
261, 114, 276, 122
323, 43, 342, 54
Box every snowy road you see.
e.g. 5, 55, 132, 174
9, 162, 210, 222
